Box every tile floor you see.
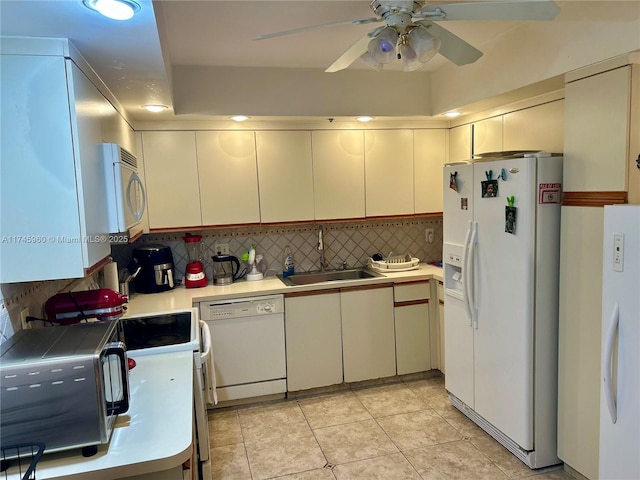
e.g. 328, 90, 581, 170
207, 376, 574, 480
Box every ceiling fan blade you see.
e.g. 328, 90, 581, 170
421, 1, 560, 21
325, 34, 372, 73
418, 20, 483, 66
254, 17, 380, 41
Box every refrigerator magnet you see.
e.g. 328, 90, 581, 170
481, 179, 498, 198
505, 207, 517, 234
449, 171, 458, 192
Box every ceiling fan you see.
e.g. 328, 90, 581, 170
254, 1, 560, 73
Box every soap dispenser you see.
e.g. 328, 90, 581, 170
282, 246, 295, 278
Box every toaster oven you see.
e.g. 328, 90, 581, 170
0, 320, 130, 457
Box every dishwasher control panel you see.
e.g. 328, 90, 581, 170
200, 294, 284, 320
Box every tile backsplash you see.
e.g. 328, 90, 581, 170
111, 217, 443, 286
0, 275, 100, 344
0, 216, 442, 342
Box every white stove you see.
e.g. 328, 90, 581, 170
122, 308, 214, 480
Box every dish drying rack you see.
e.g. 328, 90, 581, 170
368, 254, 420, 272
0, 443, 45, 480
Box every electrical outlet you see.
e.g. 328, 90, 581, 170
214, 243, 230, 255
20, 307, 30, 330
426, 228, 435, 244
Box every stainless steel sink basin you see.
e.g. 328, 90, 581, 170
279, 268, 383, 286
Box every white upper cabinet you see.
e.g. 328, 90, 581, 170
503, 100, 565, 154
142, 131, 202, 229
364, 130, 414, 217
414, 129, 447, 213
1, 44, 114, 282
255, 131, 315, 223
449, 124, 472, 163
564, 66, 631, 192
312, 130, 365, 220
196, 131, 260, 225
473, 116, 503, 155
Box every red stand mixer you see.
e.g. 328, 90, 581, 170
183, 233, 208, 288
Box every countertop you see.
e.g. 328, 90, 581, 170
5, 351, 193, 480
125, 264, 443, 316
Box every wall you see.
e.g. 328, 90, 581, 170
110, 217, 443, 290
430, 2, 640, 115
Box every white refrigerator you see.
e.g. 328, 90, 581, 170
442, 152, 563, 468
599, 205, 640, 480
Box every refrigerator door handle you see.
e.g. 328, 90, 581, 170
468, 222, 479, 329
603, 303, 619, 424
462, 221, 474, 326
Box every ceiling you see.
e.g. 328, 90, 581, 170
0, 1, 638, 123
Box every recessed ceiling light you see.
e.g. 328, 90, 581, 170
142, 104, 168, 113
443, 111, 462, 118
230, 115, 250, 122
83, 0, 141, 20
356, 116, 374, 122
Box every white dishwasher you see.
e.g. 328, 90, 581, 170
200, 294, 286, 405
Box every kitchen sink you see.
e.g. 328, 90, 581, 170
279, 268, 383, 286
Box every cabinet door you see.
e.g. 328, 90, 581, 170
395, 282, 431, 375
364, 130, 414, 216
312, 130, 365, 220
473, 117, 503, 155
395, 303, 431, 375
341, 285, 396, 382
503, 100, 564, 154
142, 131, 202, 229
256, 131, 314, 222
285, 292, 343, 391
1, 54, 115, 282
564, 66, 630, 192
414, 129, 447, 213
196, 131, 260, 225
67, 61, 112, 269
449, 124, 472, 163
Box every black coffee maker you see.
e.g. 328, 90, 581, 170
131, 244, 176, 293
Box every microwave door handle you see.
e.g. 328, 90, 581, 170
105, 344, 130, 415
126, 172, 146, 222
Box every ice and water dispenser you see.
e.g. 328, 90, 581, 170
443, 243, 465, 300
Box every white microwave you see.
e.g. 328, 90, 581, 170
102, 143, 146, 234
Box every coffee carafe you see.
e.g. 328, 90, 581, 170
211, 254, 244, 285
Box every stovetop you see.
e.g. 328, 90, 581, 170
121, 309, 199, 356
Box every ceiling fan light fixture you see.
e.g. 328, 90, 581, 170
407, 25, 441, 63
83, 0, 140, 20
360, 52, 384, 71
367, 27, 399, 64
399, 43, 422, 72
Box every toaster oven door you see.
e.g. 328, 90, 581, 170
102, 342, 130, 416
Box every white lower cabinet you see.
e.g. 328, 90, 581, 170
284, 290, 343, 391
394, 281, 431, 375
341, 285, 396, 383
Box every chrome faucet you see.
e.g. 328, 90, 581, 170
317, 225, 326, 271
